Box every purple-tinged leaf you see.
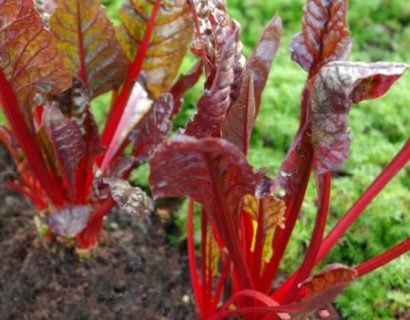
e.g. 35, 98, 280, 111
185, 34, 237, 138
105, 156, 136, 179
149, 136, 263, 289
290, 264, 358, 320
43, 105, 85, 195
222, 73, 256, 154
101, 178, 153, 217
50, 0, 128, 97
290, 0, 351, 75
49, 205, 92, 236
223, 14, 282, 153
131, 93, 174, 163
311, 61, 408, 173
244, 13, 282, 113
170, 60, 203, 116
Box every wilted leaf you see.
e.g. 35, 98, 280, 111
131, 93, 174, 162
311, 61, 408, 173
185, 33, 237, 138
106, 156, 136, 178
149, 136, 263, 288
43, 105, 85, 194
50, 0, 128, 97
290, 0, 351, 75
118, 0, 193, 97
0, 0, 71, 116
102, 177, 153, 217
49, 205, 92, 236
291, 264, 358, 320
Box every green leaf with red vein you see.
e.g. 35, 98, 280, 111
289, 0, 351, 75
291, 264, 358, 320
311, 61, 408, 173
185, 33, 237, 138
43, 105, 85, 198
0, 0, 72, 115
149, 136, 263, 289
50, 0, 128, 98
117, 0, 193, 97
223, 14, 282, 153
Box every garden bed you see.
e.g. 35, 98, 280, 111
0, 181, 194, 319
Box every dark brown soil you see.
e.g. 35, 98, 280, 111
0, 186, 195, 320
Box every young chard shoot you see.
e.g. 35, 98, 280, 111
149, 0, 409, 318
0, 0, 198, 249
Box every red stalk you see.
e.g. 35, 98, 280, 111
260, 145, 313, 293
211, 257, 231, 312
76, 197, 115, 249
317, 139, 410, 262
280, 172, 332, 303
102, 0, 162, 148
273, 139, 410, 300
205, 154, 254, 290
355, 237, 410, 276
0, 70, 66, 207
187, 198, 204, 315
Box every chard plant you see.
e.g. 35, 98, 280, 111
149, 0, 410, 318
0, 0, 199, 249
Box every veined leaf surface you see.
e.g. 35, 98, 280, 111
290, 0, 351, 75
0, 0, 71, 115
150, 136, 263, 289
118, 0, 193, 97
50, 0, 128, 97
311, 61, 408, 173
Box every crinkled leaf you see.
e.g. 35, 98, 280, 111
290, 0, 351, 75
0, 0, 71, 116
102, 177, 153, 217
149, 136, 263, 288
190, 0, 232, 73
131, 93, 174, 162
223, 14, 282, 153
311, 61, 408, 173
291, 264, 358, 320
43, 105, 85, 193
50, 0, 128, 97
49, 205, 92, 236
185, 33, 237, 138
118, 0, 193, 97
169, 60, 203, 116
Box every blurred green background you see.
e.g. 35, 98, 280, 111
1, 0, 409, 318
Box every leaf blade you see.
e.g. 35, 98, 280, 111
118, 0, 193, 97
50, 0, 128, 97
